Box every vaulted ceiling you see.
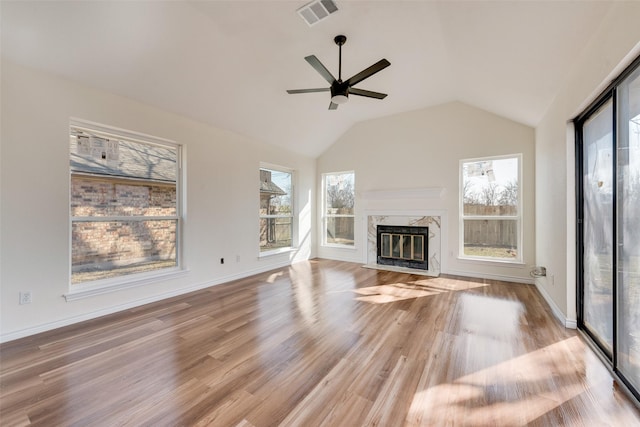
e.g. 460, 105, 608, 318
1, 1, 614, 157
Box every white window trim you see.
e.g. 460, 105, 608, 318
68, 118, 185, 293
322, 171, 356, 248
259, 163, 296, 257
458, 153, 523, 264
64, 268, 189, 301
258, 246, 297, 258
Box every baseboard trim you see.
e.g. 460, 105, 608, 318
0, 260, 292, 344
533, 280, 577, 329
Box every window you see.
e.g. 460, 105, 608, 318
460, 155, 521, 262
323, 171, 355, 246
259, 166, 293, 252
70, 121, 182, 286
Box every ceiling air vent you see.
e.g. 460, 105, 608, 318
297, 0, 338, 27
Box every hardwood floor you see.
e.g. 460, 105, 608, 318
1, 259, 639, 426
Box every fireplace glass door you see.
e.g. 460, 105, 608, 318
380, 233, 424, 261
377, 225, 429, 270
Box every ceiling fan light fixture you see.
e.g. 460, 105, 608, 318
330, 81, 349, 104
331, 94, 348, 104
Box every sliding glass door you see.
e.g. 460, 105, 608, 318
617, 65, 640, 394
581, 99, 614, 355
576, 55, 640, 403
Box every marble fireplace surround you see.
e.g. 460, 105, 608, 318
365, 213, 442, 277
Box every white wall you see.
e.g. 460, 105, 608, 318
0, 60, 316, 342
535, 2, 640, 327
316, 101, 535, 284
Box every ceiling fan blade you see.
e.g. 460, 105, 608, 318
305, 55, 337, 85
350, 88, 387, 99
345, 59, 391, 87
287, 88, 330, 94
329, 102, 338, 110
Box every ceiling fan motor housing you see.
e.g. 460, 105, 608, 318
331, 81, 349, 99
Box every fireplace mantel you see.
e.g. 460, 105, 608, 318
362, 187, 445, 201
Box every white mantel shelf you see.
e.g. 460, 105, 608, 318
361, 187, 445, 201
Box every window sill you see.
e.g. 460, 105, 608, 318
259, 247, 296, 258
321, 244, 357, 250
456, 256, 525, 267
64, 268, 190, 301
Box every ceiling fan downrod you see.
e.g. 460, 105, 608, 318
334, 35, 346, 82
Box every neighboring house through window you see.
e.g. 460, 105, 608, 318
70, 121, 182, 286
323, 171, 355, 246
460, 155, 521, 262
259, 166, 293, 253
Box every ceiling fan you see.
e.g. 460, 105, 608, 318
287, 35, 390, 110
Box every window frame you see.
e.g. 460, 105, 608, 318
459, 153, 522, 263
67, 119, 184, 297
322, 171, 356, 248
259, 163, 295, 256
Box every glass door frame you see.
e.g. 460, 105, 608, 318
575, 53, 640, 404
575, 90, 616, 361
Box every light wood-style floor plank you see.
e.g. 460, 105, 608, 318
1, 259, 639, 426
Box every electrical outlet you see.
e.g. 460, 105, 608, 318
220, 258, 224, 264
531, 266, 547, 277
19, 291, 32, 305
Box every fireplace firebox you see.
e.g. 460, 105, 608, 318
376, 225, 429, 270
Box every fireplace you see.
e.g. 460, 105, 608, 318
377, 225, 429, 270
366, 214, 442, 277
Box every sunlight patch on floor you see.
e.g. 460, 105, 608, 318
457, 293, 524, 338
354, 279, 489, 304
354, 282, 444, 303
406, 336, 608, 426
265, 271, 284, 283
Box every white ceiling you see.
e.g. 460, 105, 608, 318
1, 1, 613, 157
